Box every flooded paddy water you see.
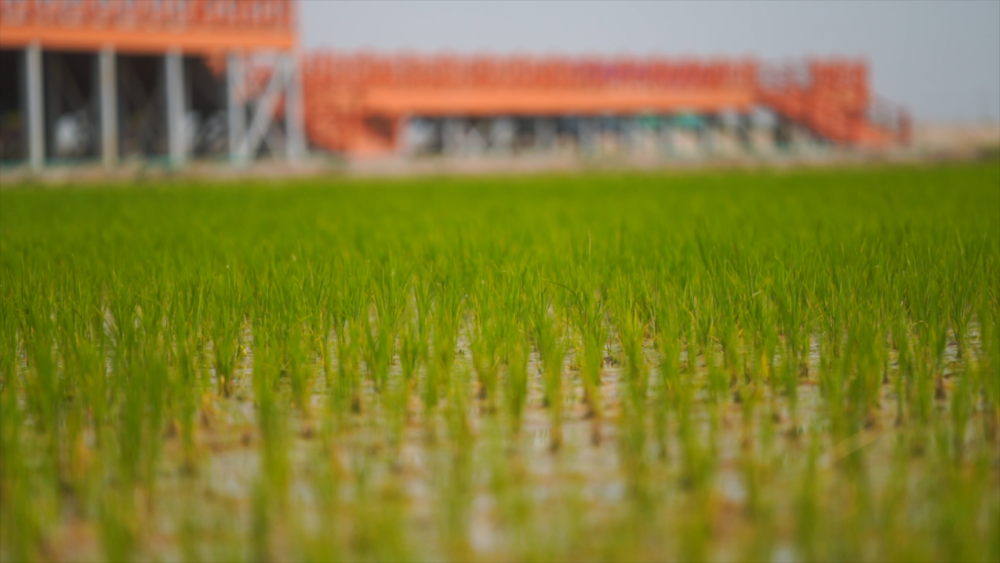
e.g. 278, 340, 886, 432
1, 163, 998, 562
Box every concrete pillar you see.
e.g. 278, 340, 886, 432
623, 116, 640, 153
427, 119, 441, 153
99, 46, 117, 168
227, 53, 247, 164
774, 115, 792, 150
534, 117, 556, 151
737, 114, 752, 153
465, 120, 488, 154
659, 117, 674, 157
43, 53, 60, 159
578, 117, 597, 155
701, 115, 718, 155
442, 118, 462, 156
25, 43, 45, 170
165, 50, 186, 166
284, 54, 305, 161
489, 117, 514, 154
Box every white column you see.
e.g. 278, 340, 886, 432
99, 46, 117, 168
165, 50, 186, 166
738, 114, 753, 153
442, 118, 462, 155
534, 117, 556, 151
227, 52, 247, 164
700, 116, 717, 155
623, 117, 638, 153
579, 117, 597, 155
25, 43, 45, 171
242, 60, 286, 161
284, 54, 305, 161
659, 117, 675, 157
489, 117, 514, 155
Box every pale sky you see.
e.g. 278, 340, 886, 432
300, 0, 1000, 123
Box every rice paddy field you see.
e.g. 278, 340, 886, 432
1, 162, 998, 563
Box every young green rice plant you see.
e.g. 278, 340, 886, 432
98, 483, 137, 563
477, 264, 530, 419
330, 260, 369, 421
387, 314, 423, 456
943, 233, 981, 364
653, 282, 684, 460
302, 439, 344, 562
253, 341, 289, 501
564, 275, 607, 443
977, 289, 1000, 444
0, 371, 45, 563
609, 272, 657, 507
50, 288, 94, 488
794, 436, 822, 561
485, 419, 532, 557
739, 453, 777, 563
530, 287, 567, 450
348, 450, 410, 562
441, 364, 474, 558
303, 259, 334, 386
131, 276, 173, 492
20, 281, 62, 485
167, 277, 205, 467
469, 276, 502, 411
250, 478, 275, 563
682, 277, 713, 376
0, 278, 16, 397
411, 271, 435, 359
756, 290, 781, 389
398, 311, 423, 393
208, 269, 243, 398
611, 272, 651, 410
676, 374, 712, 494
901, 241, 952, 405
772, 256, 809, 417
364, 262, 407, 393
427, 277, 463, 416
273, 261, 317, 417
504, 338, 530, 436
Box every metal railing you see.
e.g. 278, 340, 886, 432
304, 53, 758, 91
0, 0, 294, 31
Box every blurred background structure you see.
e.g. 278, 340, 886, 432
303, 53, 909, 157
0, 0, 934, 170
0, 0, 304, 170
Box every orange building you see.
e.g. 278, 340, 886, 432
0, 0, 304, 169
303, 53, 910, 156
1, 0, 909, 169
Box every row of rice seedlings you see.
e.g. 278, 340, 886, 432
530, 284, 568, 450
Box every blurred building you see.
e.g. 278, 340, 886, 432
0, 0, 909, 170
0, 0, 304, 170
303, 53, 911, 158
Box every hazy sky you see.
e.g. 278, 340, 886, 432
300, 1, 1000, 123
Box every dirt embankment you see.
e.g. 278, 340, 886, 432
2, 122, 998, 186
912, 122, 1000, 157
